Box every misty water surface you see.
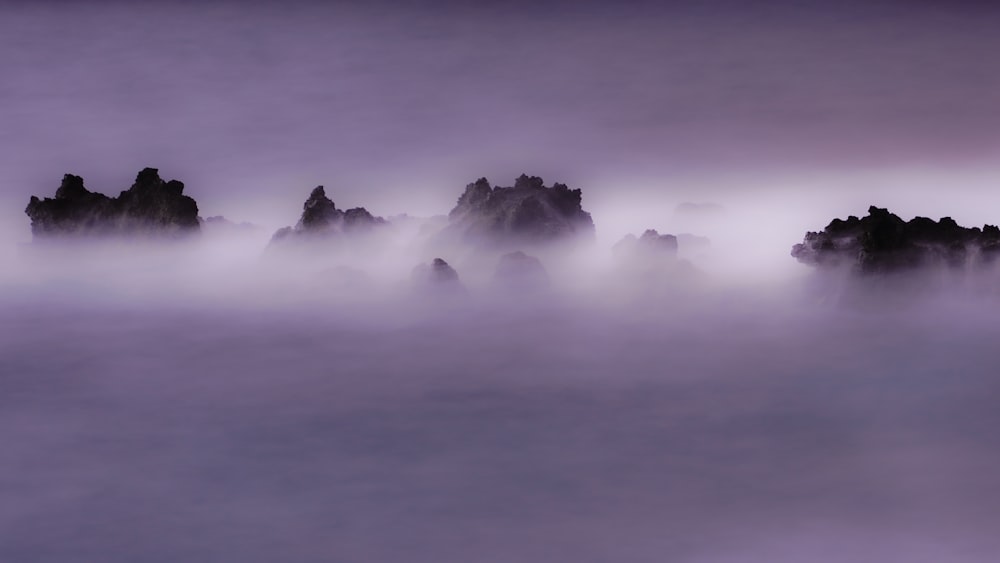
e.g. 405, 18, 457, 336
3, 0, 1000, 560
2, 242, 999, 562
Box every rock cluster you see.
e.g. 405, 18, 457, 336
446, 175, 594, 245
411, 258, 465, 294
613, 229, 679, 261
792, 206, 1000, 274
24, 168, 200, 237
271, 186, 385, 242
492, 251, 550, 291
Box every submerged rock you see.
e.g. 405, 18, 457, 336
411, 258, 465, 294
492, 251, 550, 292
792, 206, 1000, 274
446, 175, 594, 245
613, 229, 679, 261
24, 168, 200, 238
271, 186, 386, 243
612, 229, 701, 288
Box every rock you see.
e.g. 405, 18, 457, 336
792, 206, 1000, 274
411, 258, 465, 294
492, 251, 550, 292
613, 229, 679, 261
446, 174, 594, 245
612, 229, 704, 285
24, 168, 200, 238
271, 186, 386, 242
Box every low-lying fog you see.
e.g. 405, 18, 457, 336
3, 180, 1000, 562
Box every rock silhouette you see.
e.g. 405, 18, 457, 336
492, 251, 550, 292
412, 258, 465, 294
446, 175, 594, 245
24, 168, 200, 238
792, 206, 1000, 274
271, 186, 386, 242
613, 229, 679, 261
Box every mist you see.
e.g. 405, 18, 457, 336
4, 0, 1000, 561
4, 205, 1000, 562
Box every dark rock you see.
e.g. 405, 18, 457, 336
446, 175, 594, 245
611, 229, 702, 292
613, 229, 679, 261
492, 251, 550, 292
792, 206, 1000, 274
24, 168, 200, 238
412, 258, 465, 294
271, 186, 386, 242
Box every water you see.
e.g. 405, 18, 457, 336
2, 267, 999, 561
3, 1, 1000, 560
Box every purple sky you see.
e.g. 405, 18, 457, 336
2, 0, 999, 210
0, 0, 999, 244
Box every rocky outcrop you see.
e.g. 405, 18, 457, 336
492, 251, 550, 292
611, 229, 702, 291
411, 258, 465, 294
446, 175, 594, 245
24, 168, 200, 237
792, 206, 1000, 274
613, 229, 679, 261
271, 186, 386, 242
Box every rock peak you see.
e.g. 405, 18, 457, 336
446, 174, 594, 245
793, 206, 1000, 274
24, 168, 200, 238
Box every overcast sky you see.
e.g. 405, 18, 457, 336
2, 0, 999, 224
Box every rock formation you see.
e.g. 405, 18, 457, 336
611, 229, 702, 292
24, 168, 200, 237
792, 206, 1000, 274
271, 186, 386, 242
411, 258, 465, 294
492, 251, 550, 291
446, 174, 594, 245
613, 229, 679, 261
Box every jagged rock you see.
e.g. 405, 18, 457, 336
792, 206, 1000, 274
611, 229, 704, 286
411, 258, 465, 294
446, 174, 594, 245
613, 229, 679, 261
492, 251, 550, 292
24, 168, 200, 237
271, 186, 386, 242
